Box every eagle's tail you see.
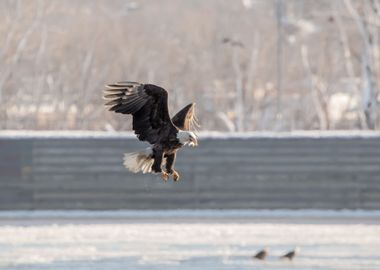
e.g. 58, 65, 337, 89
123, 147, 154, 174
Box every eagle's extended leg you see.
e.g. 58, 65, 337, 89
152, 147, 168, 181
161, 171, 169, 181
172, 171, 180, 181
165, 153, 180, 181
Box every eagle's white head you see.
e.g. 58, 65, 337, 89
177, 131, 198, 147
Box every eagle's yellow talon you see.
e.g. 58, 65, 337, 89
162, 172, 169, 181
173, 171, 180, 181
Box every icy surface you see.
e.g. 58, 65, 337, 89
0, 210, 379, 270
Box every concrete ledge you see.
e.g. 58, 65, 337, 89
0, 131, 380, 210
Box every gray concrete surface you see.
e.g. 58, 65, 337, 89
0, 132, 379, 210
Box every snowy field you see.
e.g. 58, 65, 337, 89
0, 210, 379, 270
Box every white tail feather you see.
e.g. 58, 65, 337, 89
123, 148, 154, 174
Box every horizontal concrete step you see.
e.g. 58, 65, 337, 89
1, 135, 380, 210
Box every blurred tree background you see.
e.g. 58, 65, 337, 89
0, 0, 379, 131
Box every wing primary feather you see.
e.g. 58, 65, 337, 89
115, 81, 141, 86
103, 93, 124, 99
114, 104, 135, 114
105, 84, 130, 89
105, 99, 122, 106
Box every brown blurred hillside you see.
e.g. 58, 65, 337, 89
0, 0, 379, 131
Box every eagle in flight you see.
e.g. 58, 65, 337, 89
104, 81, 199, 181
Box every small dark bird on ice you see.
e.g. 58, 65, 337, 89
103, 81, 199, 182
280, 247, 300, 261
253, 248, 268, 260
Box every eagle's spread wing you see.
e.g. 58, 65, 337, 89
171, 103, 199, 132
104, 82, 176, 144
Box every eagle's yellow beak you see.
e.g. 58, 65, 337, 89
189, 137, 198, 147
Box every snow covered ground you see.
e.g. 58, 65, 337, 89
0, 210, 379, 270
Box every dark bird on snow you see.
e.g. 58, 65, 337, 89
103, 81, 199, 182
280, 247, 300, 261
253, 248, 268, 260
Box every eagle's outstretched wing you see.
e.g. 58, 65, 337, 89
104, 81, 176, 144
171, 103, 199, 132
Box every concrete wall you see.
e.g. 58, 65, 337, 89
0, 132, 380, 210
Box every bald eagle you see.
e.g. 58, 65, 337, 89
103, 81, 199, 181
